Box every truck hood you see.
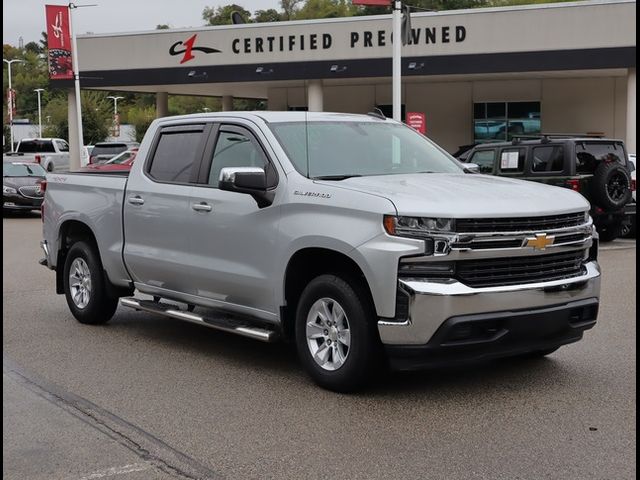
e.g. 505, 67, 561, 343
320, 173, 590, 217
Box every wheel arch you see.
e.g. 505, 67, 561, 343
280, 247, 376, 342
55, 219, 132, 298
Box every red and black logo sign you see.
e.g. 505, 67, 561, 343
169, 34, 221, 64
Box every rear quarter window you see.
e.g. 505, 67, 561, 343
531, 145, 565, 173
498, 148, 526, 173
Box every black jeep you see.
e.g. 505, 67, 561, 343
461, 136, 635, 241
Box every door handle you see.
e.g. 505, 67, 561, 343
128, 195, 145, 206
192, 202, 212, 212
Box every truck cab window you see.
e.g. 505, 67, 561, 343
208, 131, 267, 187
148, 130, 203, 183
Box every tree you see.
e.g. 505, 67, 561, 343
254, 9, 282, 22
294, 0, 356, 20
280, 0, 303, 20
42, 91, 111, 144
202, 4, 252, 25
127, 106, 156, 142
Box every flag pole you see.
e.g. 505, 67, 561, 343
68, 3, 84, 170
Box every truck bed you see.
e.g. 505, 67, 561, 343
42, 171, 131, 286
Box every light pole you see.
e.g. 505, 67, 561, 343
3, 59, 26, 152
106, 96, 124, 139
34, 88, 45, 138
106, 95, 124, 115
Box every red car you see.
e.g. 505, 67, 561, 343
83, 149, 137, 172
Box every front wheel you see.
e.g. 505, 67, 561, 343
295, 274, 379, 392
63, 241, 118, 325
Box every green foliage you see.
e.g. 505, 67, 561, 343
127, 106, 156, 143
42, 91, 111, 144
294, 0, 356, 19
254, 9, 282, 22
280, 0, 304, 20
203, 4, 252, 24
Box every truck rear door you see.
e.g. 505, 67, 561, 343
123, 123, 210, 293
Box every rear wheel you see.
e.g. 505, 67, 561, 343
295, 274, 379, 392
63, 241, 118, 325
598, 224, 622, 242
46, 163, 54, 173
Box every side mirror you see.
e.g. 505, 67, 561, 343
219, 167, 274, 208
464, 162, 480, 173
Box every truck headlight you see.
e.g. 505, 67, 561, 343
3, 185, 17, 194
384, 215, 455, 236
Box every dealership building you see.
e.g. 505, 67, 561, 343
58, 0, 636, 161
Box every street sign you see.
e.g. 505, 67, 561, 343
406, 112, 426, 134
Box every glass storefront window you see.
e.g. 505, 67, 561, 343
473, 101, 540, 143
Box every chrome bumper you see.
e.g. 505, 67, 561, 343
378, 261, 601, 345
39, 240, 53, 269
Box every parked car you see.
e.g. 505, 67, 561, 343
81, 145, 94, 167
3, 161, 46, 212
462, 135, 634, 241
622, 153, 636, 237
5, 138, 70, 172
89, 142, 139, 164
83, 149, 137, 172
41, 112, 601, 392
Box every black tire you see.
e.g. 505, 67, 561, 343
46, 163, 54, 173
598, 224, 622, 242
295, 274, 379, 392
591, 162, 632, 210
63, 241, 118, 325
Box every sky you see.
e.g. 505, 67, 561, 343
3, 0, 280, 46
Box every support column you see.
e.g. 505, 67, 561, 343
156, 92, 169, 118
222, 95, 234, 111
68, 89, 80, 171
626, 68, 636, 154
307, 80, 324, 112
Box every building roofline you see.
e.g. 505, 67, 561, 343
77, 0, 635, 40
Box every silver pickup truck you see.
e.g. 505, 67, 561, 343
5, 137, 71, 172
40, 112, 601, 391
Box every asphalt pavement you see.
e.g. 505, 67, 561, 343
3, 214, 636, 480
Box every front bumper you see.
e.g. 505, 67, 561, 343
378, 261, 601, 367
2, 193, 43, 210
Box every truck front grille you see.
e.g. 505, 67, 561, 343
456, 212, 585, 233
456, 250, 586, 288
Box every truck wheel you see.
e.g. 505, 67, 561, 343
295, 274, 379, 392
46, 163, 54, 173
598, 224, 621, 242
63, 241, 118, 325
591, 162, 632, 210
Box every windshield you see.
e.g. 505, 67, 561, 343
3, 163, 47, 177
269, 121, 463, 178
106, 151, 136, 165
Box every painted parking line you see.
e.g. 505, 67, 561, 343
76, 463, 152, 480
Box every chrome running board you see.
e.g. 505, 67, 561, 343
120, 297, 278, 343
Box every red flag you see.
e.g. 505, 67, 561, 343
45, 5, 73, 80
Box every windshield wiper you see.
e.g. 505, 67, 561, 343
313, 175, 362, 181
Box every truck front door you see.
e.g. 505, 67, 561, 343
186, 123, 281, 319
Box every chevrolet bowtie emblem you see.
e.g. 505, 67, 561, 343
526, 233, 555, 250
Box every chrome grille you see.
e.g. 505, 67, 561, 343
456, 212, 585, 233
18, 185, 43, 199
456, 250, 586, 288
